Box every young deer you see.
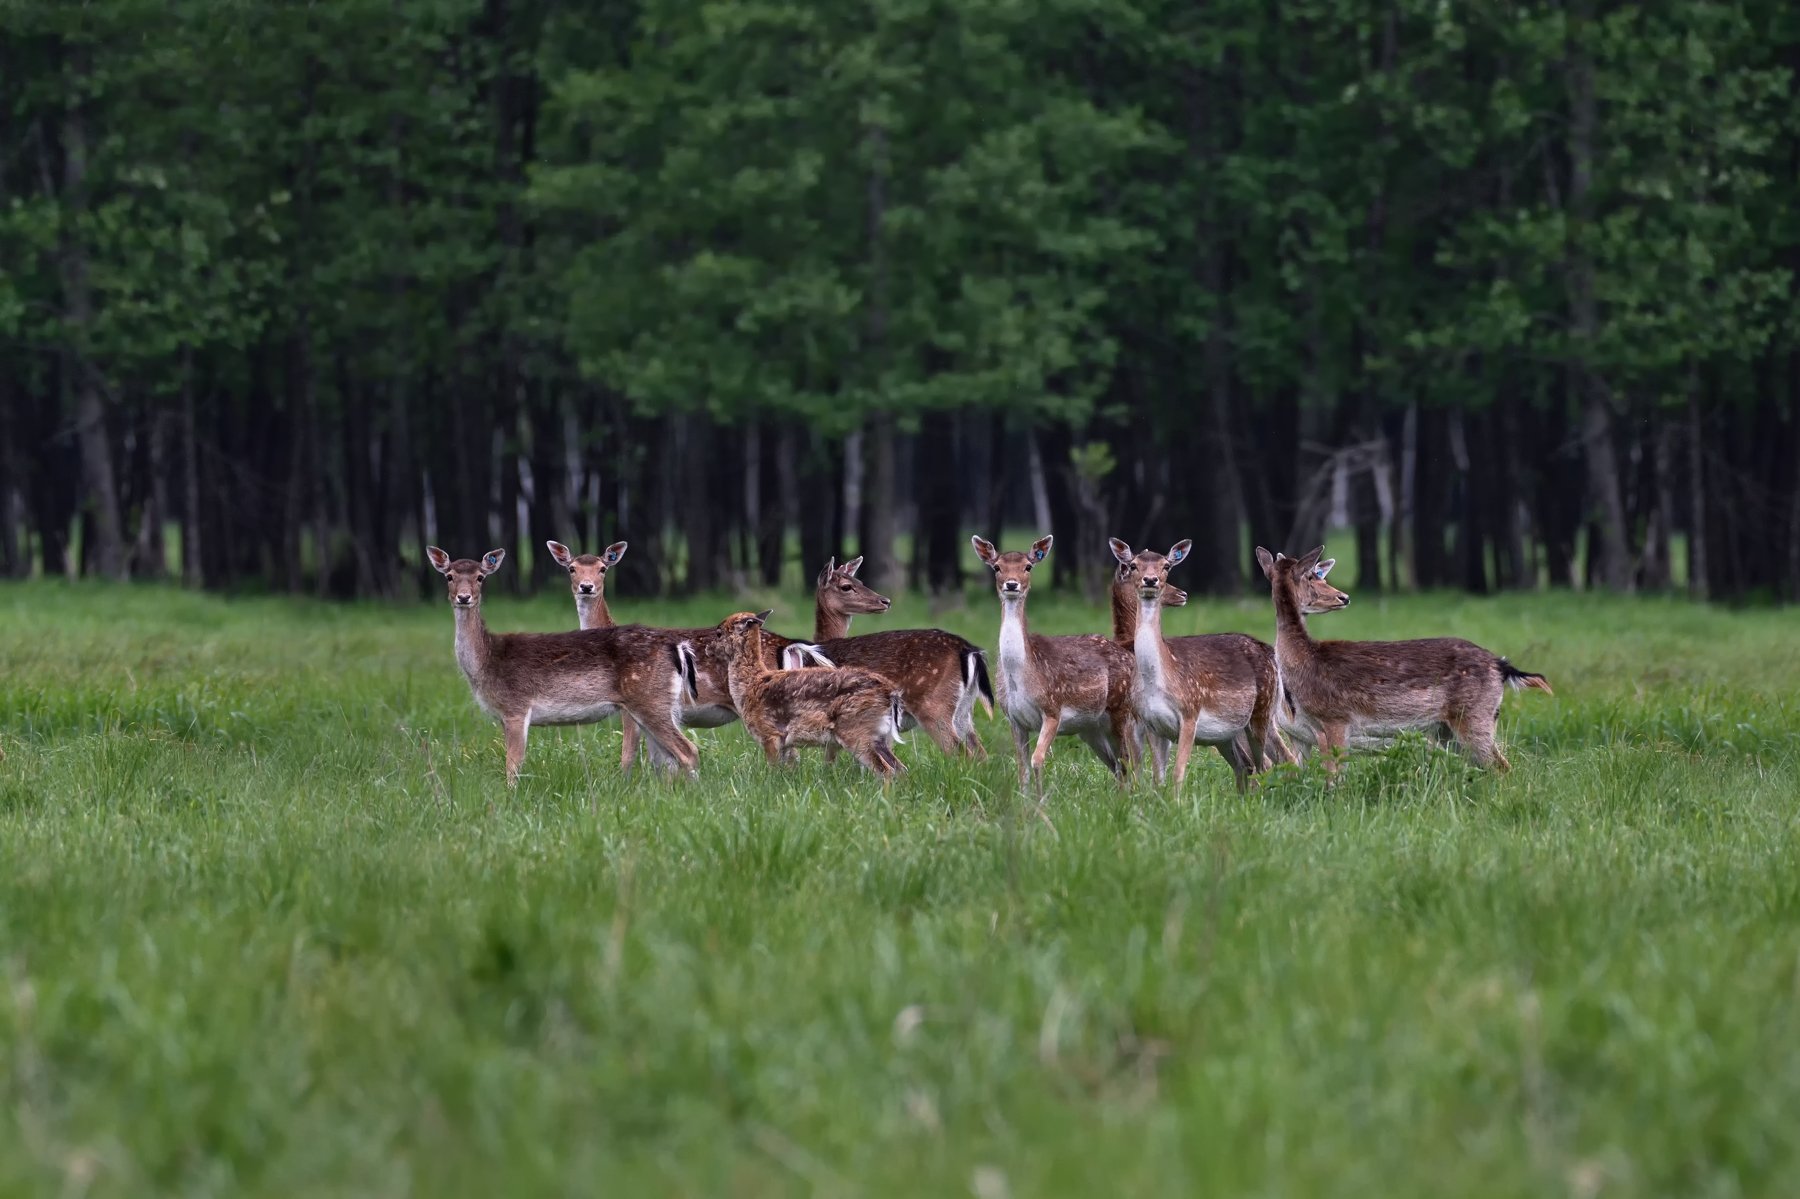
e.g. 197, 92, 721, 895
695, 610, 907, 778
971, 535, 1137, 792
1256, 545, 1552, 773
804, 556, 994, 759
1115, 539, 1291, 791
425, 547, 697, 783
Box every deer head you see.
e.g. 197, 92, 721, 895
815, 555, 891, 616
1109, 538, 1192, 604
426, 546, 505, 607
1255, 546, 1350, 614
971, 534, 1052, 600
546, 539, 627, 599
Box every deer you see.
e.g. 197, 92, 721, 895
799, 556, 994, 759
971, 534, 1138, 793
425, 547, 697, 784
691, 610, 907, 778
1113, 539, 1292, 791
1255, 545, 1553, 773
1109, 542, 1192, 781
543, 538, 682, 771
545, 539, 628, 631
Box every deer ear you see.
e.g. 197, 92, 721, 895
603, 541, 628, 566
753, 608, 773, 624
1167, 539, 1192, 565
817, 556, 836, 587
426, 546, 452, 574
1314, 558, 1337, 579
970, 536, 998, 565
1108, 538, 1134, 566
479, 549, 506, 576
1298, 546, 1325, 573
1030, 535, 1053, 562
545, 540, 573, 568
1254, 546, 1276, 580
841, 555, 863, 577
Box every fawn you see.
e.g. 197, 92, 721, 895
695, 610, 907, 778
425, 547, 697, 783
1113, 539, 1291, 790
1256, 545, 1552, 772
971, 534, 1138, 791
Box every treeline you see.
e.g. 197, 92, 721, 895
2, 0, 1797, 602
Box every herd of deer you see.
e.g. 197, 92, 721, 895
425, 534, 1552, 792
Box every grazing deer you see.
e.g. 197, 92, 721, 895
804, 556, 994, 759
694, 610, 907, 778
1256, 545, 1552, 773
1113, 539, 1291, 791
971, 535, 1137, 792
425, 547, 697, 783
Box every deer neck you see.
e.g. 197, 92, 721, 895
997, 593, 1032, 681
1110, 579, 1137, 643
1271, 582, 1315, 659
574, 593, 612, 631
452, 604, 494, 685
814, 595, 849, 642
726, 629, 765, 710
1133, 592, 1171, 676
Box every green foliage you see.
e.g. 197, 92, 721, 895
3, 581, 1799, 1192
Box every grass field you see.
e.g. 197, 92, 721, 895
3, 576, 1798, 1197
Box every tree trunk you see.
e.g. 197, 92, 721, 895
56, 73, 126, 580
1565, 2, 1632, 592
917, 409, 961, 594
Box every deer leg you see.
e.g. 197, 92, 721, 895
629, 707, 697, 778
1315, 723, 1349, 778
920, 706, 965, 757
1010, 721, 1032, 790
1449, 712, 1509, 772
1031, 713, 1062, 796
503, 715, 529, 786
962, 730, 989, 761
619, 716, 641, 775
1170, 713, 1201, 789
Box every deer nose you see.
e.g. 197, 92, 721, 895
456, 594, 473, 605
880, 598, 891, 609
1002, 580, 1020, 592
1143, 575, 1160, 588
1340, 596, 1351, 607
578, 582, 595, 594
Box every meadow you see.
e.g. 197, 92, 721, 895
2, 575, 1798, 1197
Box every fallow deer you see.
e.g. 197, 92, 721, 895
425, 547, 697, 783
1256, 545, 1552, 773
971, 534, 1137, 792
694, 610, 907, 778
545, 539, 627, 631
802, 556, 994, 759
1110, 547, 1189, 781
1115, 539, 1291, 791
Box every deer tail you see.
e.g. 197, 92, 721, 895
674, 641, 699, 703
1498, 658, 1553, 696
887, 690, 908, 745
964, 648, 995, 717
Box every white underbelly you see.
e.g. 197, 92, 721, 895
1056, 707, 1108, 735
1135, 689, 1183, 740
528, 699, 621, 727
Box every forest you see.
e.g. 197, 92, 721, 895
2, 0, 1797, 602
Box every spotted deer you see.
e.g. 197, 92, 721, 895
1256, 545, 1552, 773
425, 547, 697, 783
545, 539, 627, 631
1114, 539, 1291, 791
693, 610, 907, 778
971, 534, 1137, 792
1110, 545, 1190, 781
801, 556, 993, 759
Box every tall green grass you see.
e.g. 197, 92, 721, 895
2, 579, 1797, 1197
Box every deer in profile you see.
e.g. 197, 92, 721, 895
971, 535, 1137, 792
692, 610, 907, 778
1114, 539, 1292, 791
425, 547, 697, 783
801, 556, 994, 759
1256, 545, 1552, 773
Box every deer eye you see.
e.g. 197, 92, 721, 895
1024, 564, 1033, 572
